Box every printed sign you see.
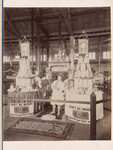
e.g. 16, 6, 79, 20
21, 43, 30, 57
78, 39, 88, 54
51, 65, 69, 72
65, 104, 90, 124
10, 102, 34, 117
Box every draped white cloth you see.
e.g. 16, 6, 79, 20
16, 58, 34, 89
17, 58, 33, 78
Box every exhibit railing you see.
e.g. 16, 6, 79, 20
3, 93, 111, 140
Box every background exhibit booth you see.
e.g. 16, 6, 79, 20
47, 40, 70, 80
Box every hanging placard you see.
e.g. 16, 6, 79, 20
78, 39, 88, 54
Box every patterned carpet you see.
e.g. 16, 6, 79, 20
7, 118, 74, 139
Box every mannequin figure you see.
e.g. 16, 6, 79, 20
50, 74, 65, 119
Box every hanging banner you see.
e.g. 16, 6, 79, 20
10, 102, 34, 117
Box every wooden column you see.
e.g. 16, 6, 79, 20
62, 8, 75, 76
98, 37, 103, 73
36, 31, 41, 72
58, 15, 61, 57
70, 35, 75, 74
58, 14, 62, 52
31, 9, 34, 67
98, 45, 101, 73
41, 46, 44, 75
42, 46, 44, 62
47, 38, 49, 62
36, 9, 41, 73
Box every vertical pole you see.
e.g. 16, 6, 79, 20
47, 38, 49, 62
42, 46, 44, 62
36, 9, 41, 73
42, 45, 44, 75
99, 37, 103, 73
31, 9, 34, 67
90, 92, 96, 140
58, 14, 62, 53
67, 8, 75, 77
103, 76, 106, 93
70, 35, 75, 75
99, 44, 101, 73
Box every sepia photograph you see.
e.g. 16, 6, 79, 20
2, 7, 111, 142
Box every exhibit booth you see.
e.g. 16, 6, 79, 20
7, 32, 104, 125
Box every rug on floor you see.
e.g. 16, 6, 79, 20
6, 118, 74, 139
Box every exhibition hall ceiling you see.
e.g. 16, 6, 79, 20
3, 7, 110, 55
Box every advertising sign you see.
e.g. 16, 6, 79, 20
65, 103, 90, 124
10, 102, 34, 117
65, 91, 104, 124
78, 39, 88, 54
